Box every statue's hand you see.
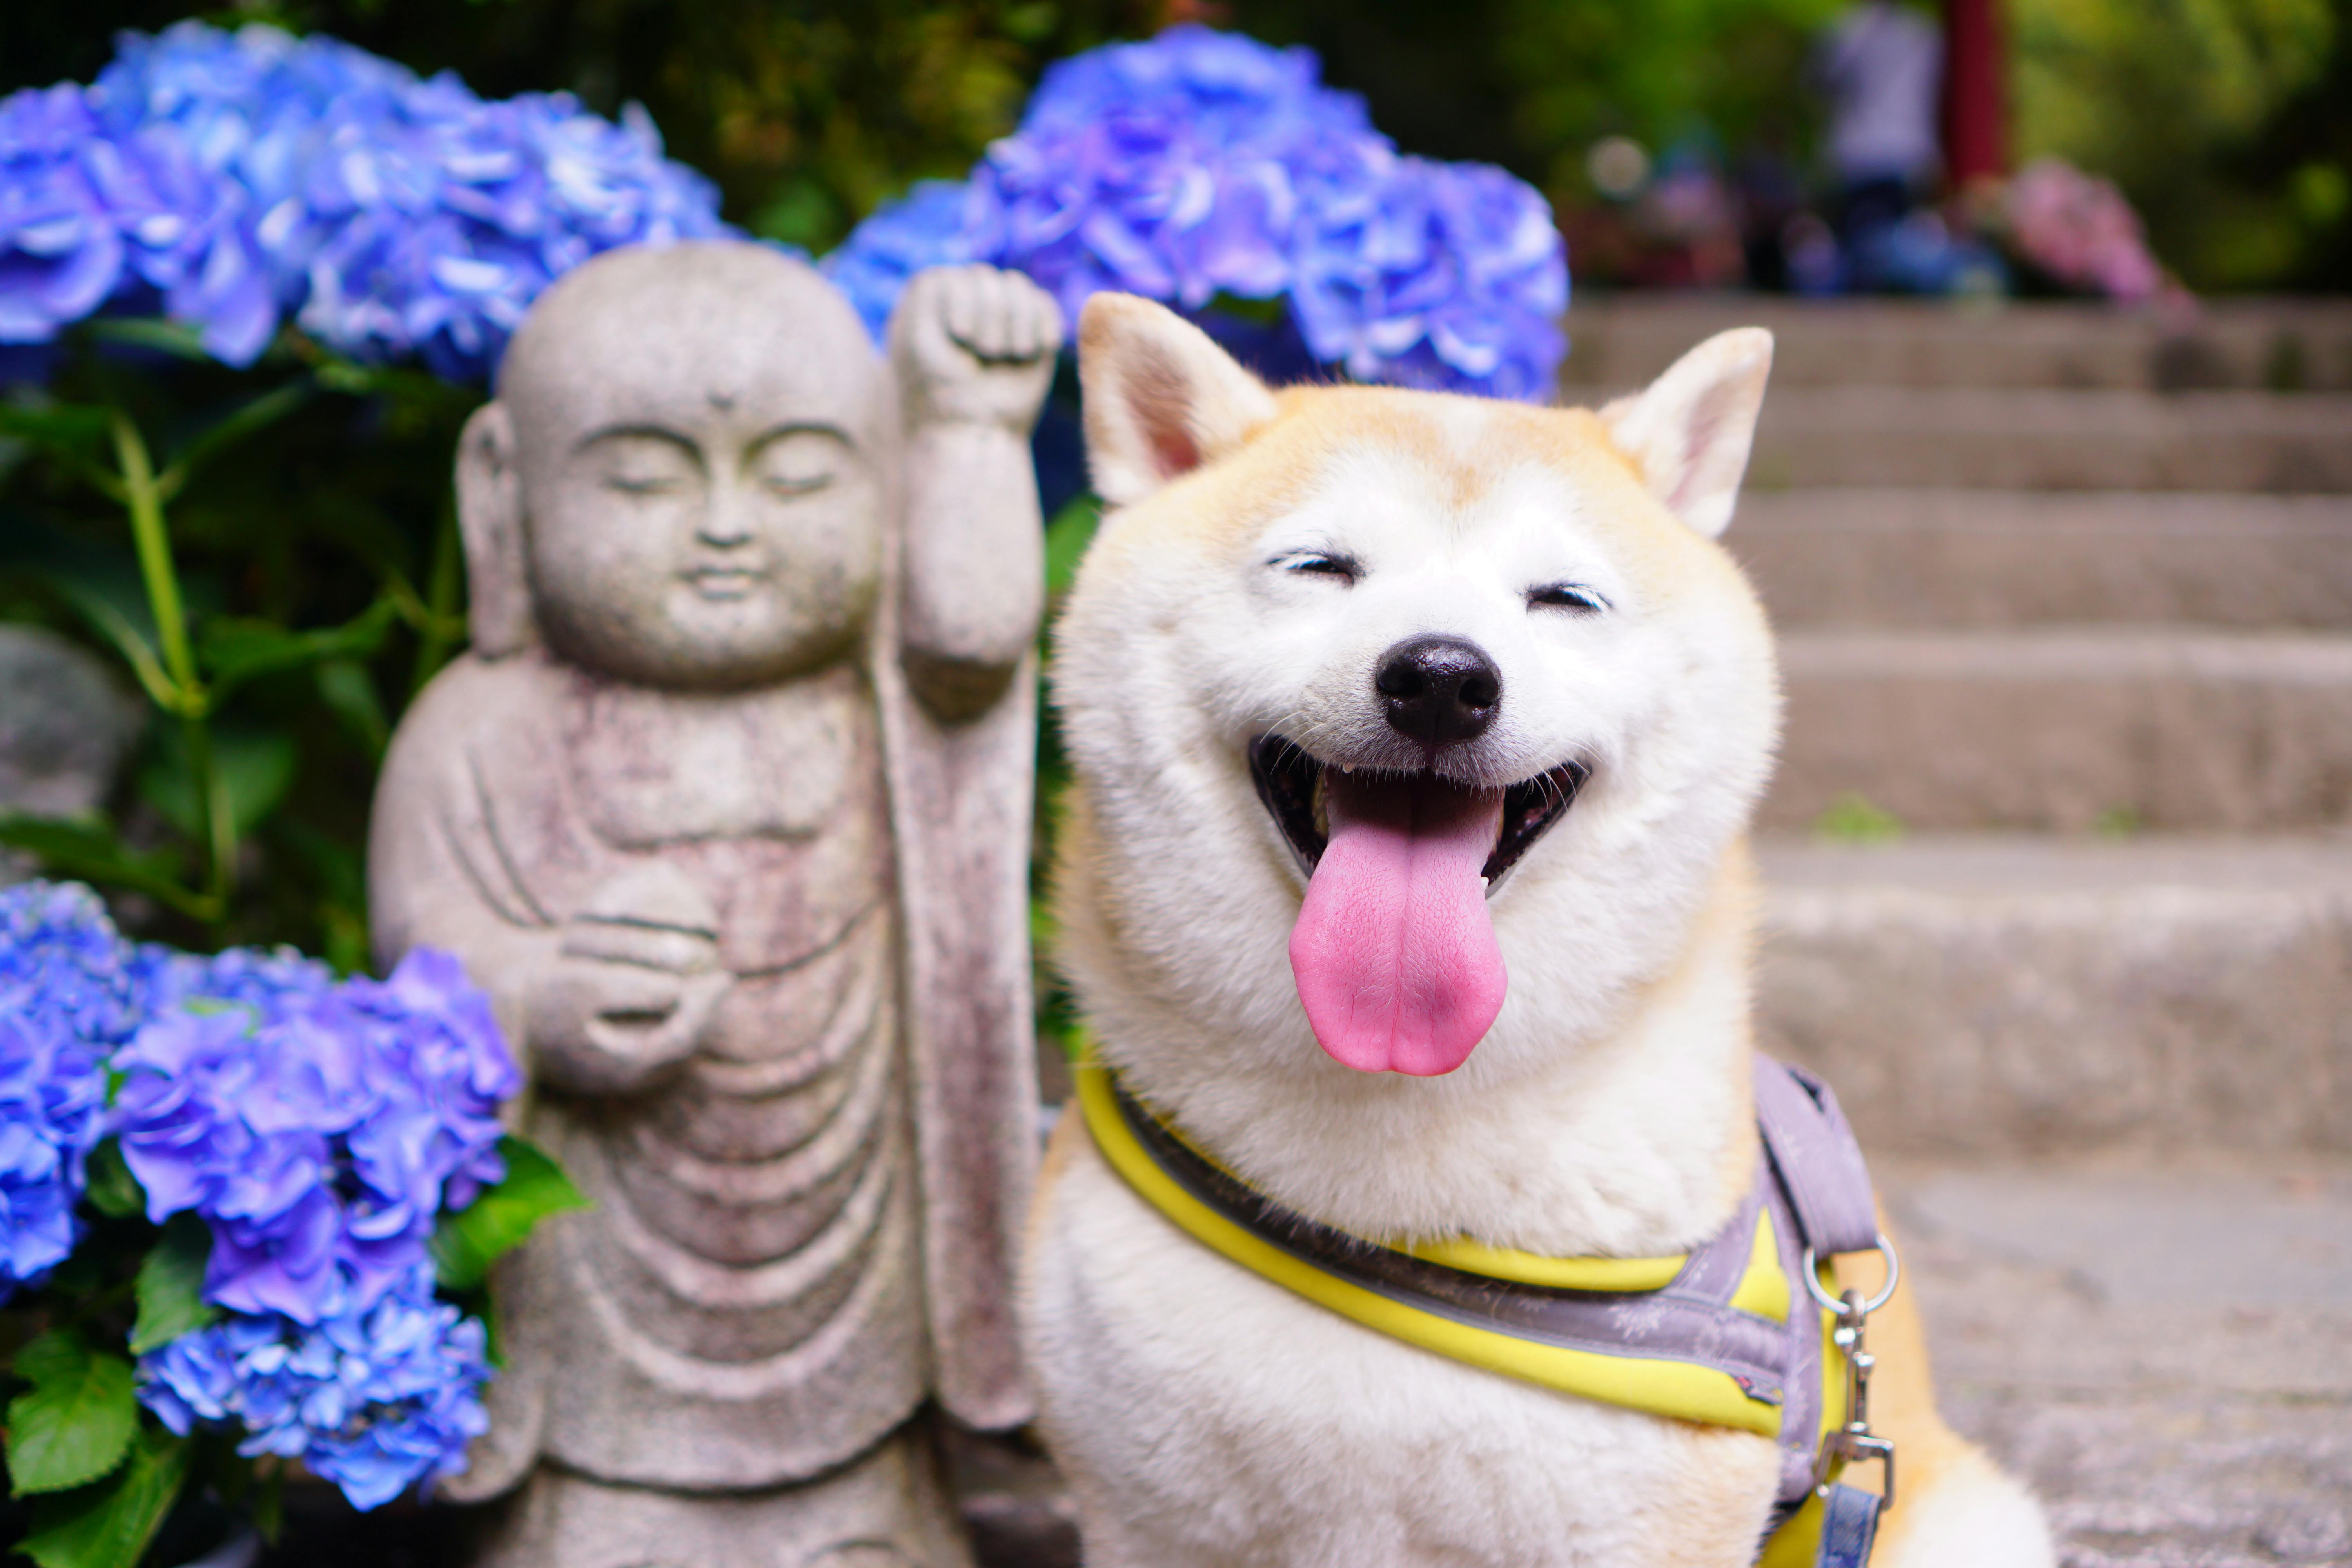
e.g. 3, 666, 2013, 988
891, 265, 1062, 432
525, 918, 729, 1094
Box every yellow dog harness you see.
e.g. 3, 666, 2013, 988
1075, 1051, 1899, 1568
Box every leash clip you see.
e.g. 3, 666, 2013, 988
1802, 1234, 1900, 1509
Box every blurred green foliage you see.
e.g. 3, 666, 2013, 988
0, 327, 477, 967
1238, 0, 1849, 199
2011, 0, 2348, 290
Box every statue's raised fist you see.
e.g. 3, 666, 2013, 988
890, 265, 1062, 431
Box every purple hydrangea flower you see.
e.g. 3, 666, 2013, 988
822, 25, 1568, 401
138, 1261, 492, 1511
0, 882, 137, 1300
113, 946, 517, 1323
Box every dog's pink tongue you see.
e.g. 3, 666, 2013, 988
1289, 770, 1507, 1076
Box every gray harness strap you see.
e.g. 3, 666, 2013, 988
1754, 1057, 1894, 1562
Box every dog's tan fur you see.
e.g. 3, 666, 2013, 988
1025, 294, 2051, 1568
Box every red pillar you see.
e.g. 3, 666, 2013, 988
1941, 0, 2006, 186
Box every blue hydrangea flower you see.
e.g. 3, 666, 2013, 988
822, 25, 1568, 401
113, 946, 517, 1323
0, 880, 144, 1046
820, 180, 981, 341
0, 1015, 109, 1301
129, 938, 335, 1021
138, 1261, 492, 1511
290, 85, 732, 380
1290, 155, 1567, 403
0, 87, 131, 347
9, 21, 729, 377
0, 82, 274, 365
0, 882, 139, 1301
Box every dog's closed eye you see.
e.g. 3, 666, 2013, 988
1528, 583, 1608, 613
1275, 552, 1361, 583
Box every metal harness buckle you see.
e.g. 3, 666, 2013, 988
1801, 1233, 1900, 1509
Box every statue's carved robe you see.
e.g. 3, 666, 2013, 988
371, 629, 1038, 1495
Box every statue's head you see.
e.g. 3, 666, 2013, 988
457, 242, 895, 688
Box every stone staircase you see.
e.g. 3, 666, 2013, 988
1568, 296, 2352, 1566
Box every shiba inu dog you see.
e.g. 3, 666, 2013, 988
1024, 293, 2053, 1568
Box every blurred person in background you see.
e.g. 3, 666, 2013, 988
1814, 0, 1944, 243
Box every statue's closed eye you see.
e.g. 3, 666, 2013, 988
750, 427, 848, 499
586, 429, 701, 495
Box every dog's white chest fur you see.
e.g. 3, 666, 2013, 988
1026, 1132, 1781, 1568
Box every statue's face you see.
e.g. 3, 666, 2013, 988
501, 250, 892, 690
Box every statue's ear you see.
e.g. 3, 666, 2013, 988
1078, 293, 1278, 506
1598, 327, 1774, 539
456, 402, 534, 657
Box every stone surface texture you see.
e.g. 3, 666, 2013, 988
0, 624, 138, 879
1742, 387, 2352, 493
1732, 491, 2352, 629
1885, 1163, 2352, 1568
1765, 629, 2352, 831
367, 244, 1059, 1568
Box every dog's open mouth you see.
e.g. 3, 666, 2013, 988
1248, 736, 1588, 896
1250, 735, 1588, 1078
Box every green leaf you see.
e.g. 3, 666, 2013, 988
0, 815, 207, 922
314, 657, 390, 758
195, 595, 397, 700
1811, 791, 1905, 847
5, 1330, 138, 1497
129, 1216, 219, 1355
0, 401, 111, 451
1043, 493, 1101, 599
81, 317, 210, 360
431, 1136, 592, 1291
136, 724, 296, 840
17, 1425, 190, 1568
81, 1140, 145, 1221
156, 378, 314, 494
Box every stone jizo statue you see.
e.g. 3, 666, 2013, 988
369, 242, 1057, 1568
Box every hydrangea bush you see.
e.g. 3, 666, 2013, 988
0, 881, 581, 1568
824, 26, 1570, 401
2, 21, 730, 379
7, 22, 1565, 397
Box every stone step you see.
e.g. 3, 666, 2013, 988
1729, 490, 2352, 630
1755, 835, 2352, 1156
1739, 387, 2352, 493
1558, 296, 2352, 392
1881, 1160, 2352, 1568
1765, 628, 2352, 832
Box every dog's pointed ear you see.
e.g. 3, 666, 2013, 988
1599, 328, 1774, 539
1080, 293, 1279, 506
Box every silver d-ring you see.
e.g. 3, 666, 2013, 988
1800, 1233, 1900, 1318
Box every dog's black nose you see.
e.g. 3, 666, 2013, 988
1376, 636, 1502, 746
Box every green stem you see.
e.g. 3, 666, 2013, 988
109, 407, 234, 909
